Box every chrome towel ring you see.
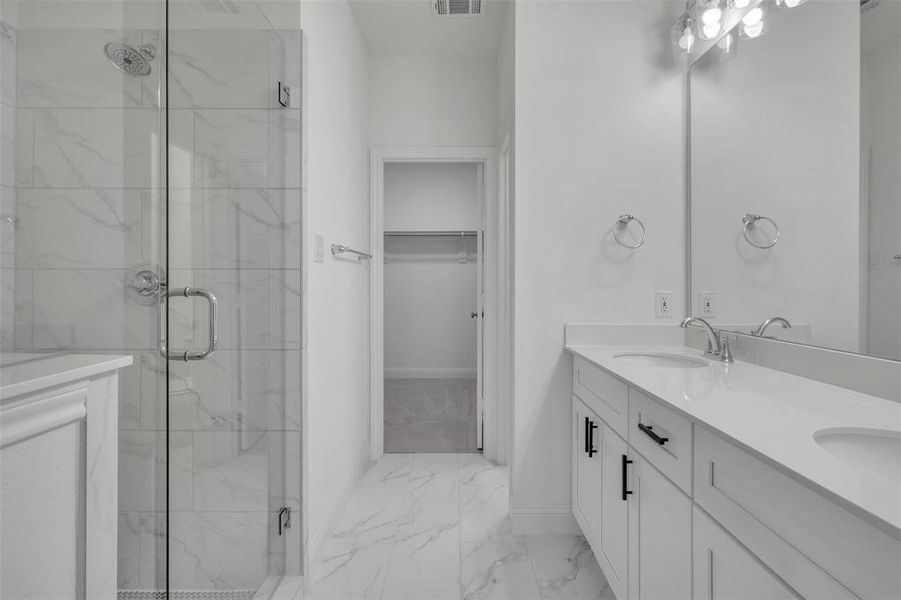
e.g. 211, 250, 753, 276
741, 214, 780, 249
613, 214, 646, 249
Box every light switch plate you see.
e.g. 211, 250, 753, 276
699, 291, 717, 317
314, 234, 324, 263
655, 291, 674, 318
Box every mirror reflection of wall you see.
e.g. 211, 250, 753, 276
690, 0, 901, 361
862, 0, 901, 361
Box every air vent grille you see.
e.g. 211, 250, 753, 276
192, 0, 239, 14
433, 0, 483, 16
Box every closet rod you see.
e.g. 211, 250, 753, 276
384, 230, 478, 237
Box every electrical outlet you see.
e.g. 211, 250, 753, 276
655, 291, 674, 318
314, 234, 324, 263
699, 291, 718, 317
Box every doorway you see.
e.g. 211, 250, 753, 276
370, 147, 504, 461
382, 162, 482, 453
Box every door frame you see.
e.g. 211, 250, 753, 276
370, 145, 507, 462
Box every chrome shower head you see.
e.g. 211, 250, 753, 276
104, 42, 155, 77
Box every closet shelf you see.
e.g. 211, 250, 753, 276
384, 230, 478, 237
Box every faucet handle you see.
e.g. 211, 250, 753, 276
717, 330, 734, 363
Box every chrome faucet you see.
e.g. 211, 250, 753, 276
753, 316, 792, 338
680, 316, 733, 363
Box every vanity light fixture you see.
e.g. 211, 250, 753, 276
672, 13, 697, 54
739, 6, 767, 39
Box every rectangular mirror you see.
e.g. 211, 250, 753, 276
689, 0, 901, 361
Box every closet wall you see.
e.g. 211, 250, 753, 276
384, 162, 479, 378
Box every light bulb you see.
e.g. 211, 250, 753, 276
717, 32, 737, 54
672, 14, 696, 55
703, 23, 721, 38
679, 27, 696, 51
741, 20, 765, 38
702, 6, 723, 25
729, 0, 751, 8
776, 0, 808, 7
742, 7, 763, 26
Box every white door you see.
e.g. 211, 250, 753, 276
599, 423, 630, 600
475, 163, 485, 449
628, 454, 692, 600
693, 508, 799, 600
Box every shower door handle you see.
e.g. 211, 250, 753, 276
165, 287, 219, 361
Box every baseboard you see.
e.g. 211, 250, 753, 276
384, 367, 476, 379
510, 506, 580, 535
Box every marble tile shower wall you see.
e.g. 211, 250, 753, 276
0, 11, 16, 350
11, 25, 302, 591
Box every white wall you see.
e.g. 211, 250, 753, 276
691, 1, 860, 352
384, 162, 480, 231
300, 0, 371, 572
369, 54, 497, 147
383, 162, 479, 378
512, 0, 685, 532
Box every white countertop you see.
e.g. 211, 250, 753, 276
566, 343, 901, 538
0, 353, 133, 401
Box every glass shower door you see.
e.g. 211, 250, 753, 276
164, 1, 302, 595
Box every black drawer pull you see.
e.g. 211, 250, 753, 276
621, 454, 633, 501
638, 422, 669, 446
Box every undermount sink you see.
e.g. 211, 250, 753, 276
814, 428, 901, 484
613, 352, 709, 369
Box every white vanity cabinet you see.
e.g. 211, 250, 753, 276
0, 354, 131, 600
692, 507, 799, 600
573, 396, 602, 551
572, 359, 692, 600
598, 420, 629, 600
570, 353, 900, 600
628, 453, 692, 600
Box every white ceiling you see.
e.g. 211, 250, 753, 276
349, 0, 510, 58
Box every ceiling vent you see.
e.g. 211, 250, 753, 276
192, 0, 239, 14
433, 0, 482, 16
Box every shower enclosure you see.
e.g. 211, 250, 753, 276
0, 0, 302, 596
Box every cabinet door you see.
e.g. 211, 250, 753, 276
572, 397, 601, 550
628, 454, 692, 600
693, 508, 799, 600
598, 422, 629, 600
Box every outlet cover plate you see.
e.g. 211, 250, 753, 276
699, 291, 718, 317
656, 291, 674, 318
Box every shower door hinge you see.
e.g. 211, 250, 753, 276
277, 506, 292, 535
277, 81, 290, 108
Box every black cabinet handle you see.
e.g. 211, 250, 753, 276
588, 420, 598, 457
638, 422, 669, 446
584, 417, 591, 454
621, 454, 633, 501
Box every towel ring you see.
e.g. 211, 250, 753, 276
741, 214, 780, 249
613, 214, 646, 249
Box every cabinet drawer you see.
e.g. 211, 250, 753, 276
572, 356, 629, 438
628, 389, 692, 495
695, 427, 898, 599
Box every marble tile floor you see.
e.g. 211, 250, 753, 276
307, 453, 613, 600
384, 379, 479, 454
